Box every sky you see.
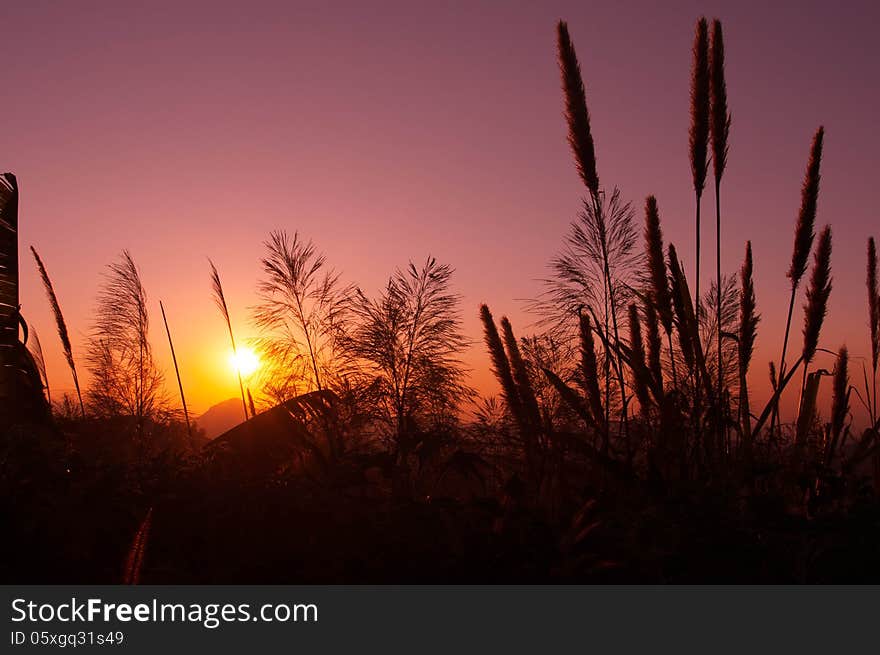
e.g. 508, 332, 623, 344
3, 0, 879, 422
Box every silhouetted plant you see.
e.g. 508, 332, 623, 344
253, 231, 353, 401
347, 257, 472, 448
644, 195, 676, 386
709, 18, 731, 436
209, 258, 249, 422
86, 251, 166, 442
553, 21, 638, 432
867, 237, 879, 426
830, 346, 849, 452
30, 246, 85, 417
26, 323, 50, 406
689, 16, 710, 325
773, 127, 824, 433
802, 226, 833, 370
159, 300, 192, 441
738, 242, 758, 447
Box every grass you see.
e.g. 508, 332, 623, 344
3, 14, 880, 584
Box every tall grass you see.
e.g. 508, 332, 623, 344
556, 21, 636, 431
160, 300, 192, 441
209, 259, 249, 423
709, 18, 730, 443
689, 16, 710, 334
738, 242, 758, 449
867, 237, 879, 426
30, 246, 85, 418
773, 127, 824, 433
482, 16, 851, 492
27, 324, 50, 406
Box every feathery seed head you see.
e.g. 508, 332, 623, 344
557, 21, 600, 198
709, 19, 730, 183
788, 127, 824, 284
802, 226, 833, 365
689, 17, 711, 196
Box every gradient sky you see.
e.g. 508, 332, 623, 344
3, 0, 879, 422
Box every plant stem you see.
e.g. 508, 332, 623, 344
160, 301, 192, 441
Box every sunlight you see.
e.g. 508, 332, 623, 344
229, 347, 260, 377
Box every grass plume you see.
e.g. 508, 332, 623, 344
578, 312, 605, 435
738, 242, 759, 443
501, 317, 542, 431
830, 346, 849, 445
773, 128, 825, 433
868, 237, 879, 423
209, 258, 249, 422
709, 18, 730, 437
27, 323, 50, 406
802, 226, 833, 367
628, 304, 651, 418
557, 20, 599, 198
480, 304, 523, 428
689, 17, 710, 326
30, 246, 84, 418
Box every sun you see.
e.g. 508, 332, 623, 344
229, 347, 260, 377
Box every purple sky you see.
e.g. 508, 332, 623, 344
3, 0, 879, 419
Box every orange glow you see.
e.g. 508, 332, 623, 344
229, 347, 260, 378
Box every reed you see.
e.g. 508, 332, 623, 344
557, 20, 599, 199
628, 304, 651, 419
500, 317, 542, 431
668, 245, 695, 374
802, 226, 833, 369
830, 346, 849, 446
689, 17, 710, 325
209, 259, 249, 423
709, 18, 730, 436
27, 324, 50, 406
480, 304, 524, 428
644, 196, 676, 387
159, 300, 192, 440
773, 127, 824, 433
738, 242, 759, 446
556, 21, 630, 426
868, 237, 879, 425
644, 300, 663, 393
578, 312, 605, 439
30, 246, 85, 418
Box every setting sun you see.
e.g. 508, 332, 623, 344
229, 347, 260, 377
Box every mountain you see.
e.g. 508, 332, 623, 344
194, 398, 247, 440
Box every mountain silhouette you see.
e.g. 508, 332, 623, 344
195, 397, 247, 439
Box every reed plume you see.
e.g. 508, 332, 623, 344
669, 245, 714, 402
501, 316, 542, 431
30, 246, 84, 418
738, 242, 759, 443
628, 304, 651, 418
709, 19, 730, 187
802, 226, 833, 367
668, 245, 695, 372
773, 127, 824, 432
689, 17, 710, 323
709, 18, 730, 432
644, 300, 663, 392
644, 197, 672, 334
27, 324, 50, 406
209, 259, 248, 422
868, 237, 879, 423
557, 20, 599, 199
480, 305, 524, 427
555, 21, 630, 426
830, 346, 849, 445
644, 195, 676, 385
